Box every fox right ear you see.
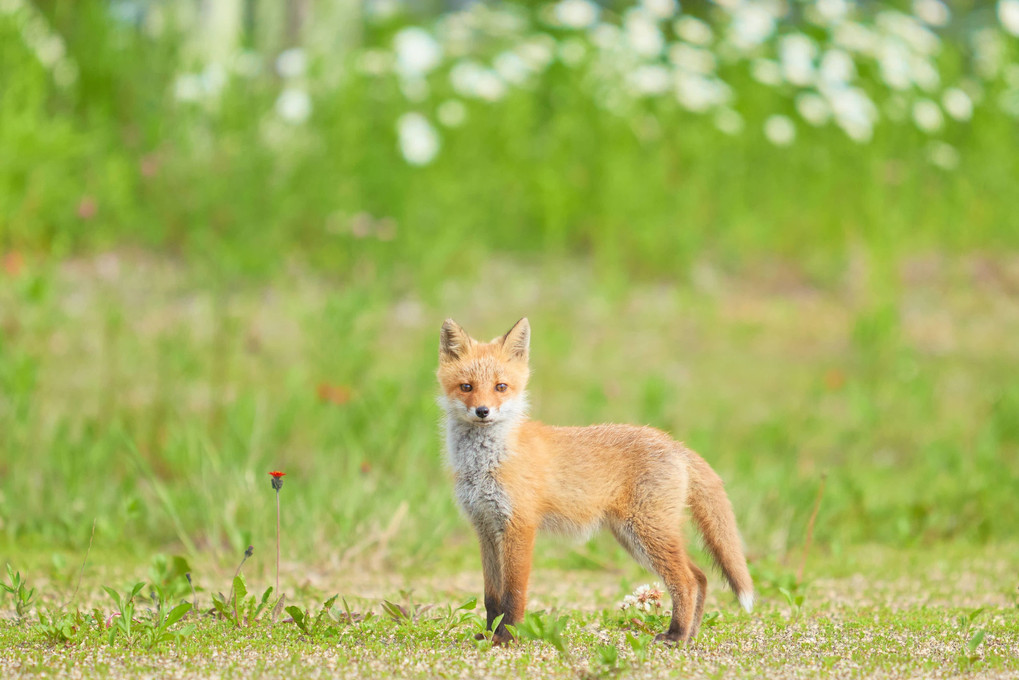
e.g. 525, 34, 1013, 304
440, 318, 470, 361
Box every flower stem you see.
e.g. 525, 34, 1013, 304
275, 488, 281, 596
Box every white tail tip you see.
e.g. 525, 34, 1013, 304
738, 591, 754, 613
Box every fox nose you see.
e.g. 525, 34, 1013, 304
475, 406, 490, 419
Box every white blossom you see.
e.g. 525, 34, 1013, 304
640, 0, 679, 21
276, 87, 312, 124
912, 98, 944, 132
276, 47, 306, 79
999, 0, 1019, 36
715, 108, 745, 135
624, 8, 666, 57
796, 92, 830, 125
675, 16, 713, 45
728, 2, 777, 50
669, 44, 716, 74
913, 0, 950, 27
397, 113, 440, 165
394, 27, 443, 78
628, 64, 672, 95
780, 33, 817, 86
554, 0, 600, 29
764, 114, 796, 146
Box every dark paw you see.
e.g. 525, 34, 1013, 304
474, 632, 487, 641
492, 631, 515, 646
654, 632, 683, 645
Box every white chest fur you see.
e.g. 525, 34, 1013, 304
444, 418, 513, 533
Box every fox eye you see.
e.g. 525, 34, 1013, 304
495, 383, 508, 392
460, 384, 473, 392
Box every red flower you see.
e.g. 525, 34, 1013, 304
269, 470, 286, 491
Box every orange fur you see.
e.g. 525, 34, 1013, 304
438, 318, 753, 645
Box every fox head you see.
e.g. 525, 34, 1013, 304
437, 317, 530, 426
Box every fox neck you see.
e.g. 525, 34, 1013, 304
445, 413, 523, 532
444, 412, 523, 475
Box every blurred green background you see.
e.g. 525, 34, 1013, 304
1, 0, 1018, 575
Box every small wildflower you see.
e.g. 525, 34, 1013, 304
269, 471, 286, 491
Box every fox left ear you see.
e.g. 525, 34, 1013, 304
440, 318, 471, 361
500, 317, 530, 360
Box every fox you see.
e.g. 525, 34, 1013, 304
437, 317, 754, 646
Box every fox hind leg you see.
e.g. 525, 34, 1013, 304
613, 519, 703, 644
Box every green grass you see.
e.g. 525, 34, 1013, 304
1, 253, 1018, 565
2, 546, 1018, 679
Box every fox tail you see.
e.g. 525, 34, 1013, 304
687, 451, 755, 612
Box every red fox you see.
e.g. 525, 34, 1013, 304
437, 317, 754, 645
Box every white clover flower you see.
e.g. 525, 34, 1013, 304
276, 47, 306, 79
999, 0, 1019, 36
174, 74, 203, 102
366, 0, 399, 20
910, 55, 940, 91
590, 23, 621, 49
764, 114, 796, 146
675, 72, 731, 111
397, 112, 440, 166
877, 11, 940, 56
494, 51, 530, 85
828, 87, 878, 141
815, 0, 850, 23
728, 2, 777, 50
516, 35, 556, 70
751, 59, 783, 86
715, 108, 744, 135
558, 38, 587, 66
833, 22, 877, 53
675, 16, 713, 45
276, 87, 312, 124
201, 63, 227, 96
640, 0, 679, 21
878, 41, 913, 90
450, 60, 507, 101
437, 99, 467, 127
35, 34, 65, 67
913, 0, 950, 27
669, 44, 716, 74
818, 49, 856, 87
628, 64, 672, 95
796, 92, 830, 126
912, 99, 943, 132
624, 8, 666, 57
780, 33, 817, 87
394, 27, 443, 78
554, 0, 600, 29
926, 141, 959, 169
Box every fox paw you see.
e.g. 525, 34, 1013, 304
491, 632, 515, 646
654, 632, 683, 645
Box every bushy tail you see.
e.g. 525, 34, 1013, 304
687, 452, 754, 612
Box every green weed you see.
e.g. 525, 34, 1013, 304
1, 564, 37, 619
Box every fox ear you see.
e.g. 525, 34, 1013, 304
500, 317, 530, 360
440, 318, 471, 361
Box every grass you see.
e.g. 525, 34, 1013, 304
2, 545, 1018, 679
1, 252, 1017, 562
